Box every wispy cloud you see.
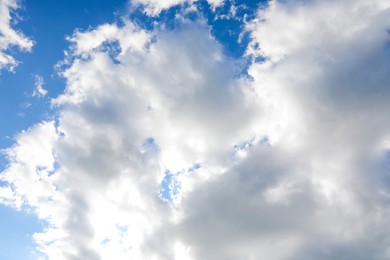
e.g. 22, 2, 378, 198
0, 0, 33, 72
32, 75, 48, 98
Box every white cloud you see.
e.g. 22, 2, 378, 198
2, 0, 390, 259
130, 0, 191, 16
129, 0, 225, 16
32, 75, 48, 97
0, 0, 33, 71
206, 0, 225, 10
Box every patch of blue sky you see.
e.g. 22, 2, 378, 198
233, 135, 257, 151
0, 179, 8, 187
35, 159, 60, 177
188, 162, 202, 173
47, 159, 61, 177
237, 135, 271, 150
0, 205, 42, 260
140, 137, 159, 154
101, 40, 122, 64
202, 0, 268, 57
196, 1, 246, 58
0, 151, 9, 172
159, 170, 181, 201
232, 135, 270, 160
160, 163, 201, 201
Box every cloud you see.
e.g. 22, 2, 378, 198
0, 0, 33, 72
2, 0, 390, 259
130, 0, 225, 16
131, 0, 191, 16
32, 75, 48, 98
205, 0, 225, 10
2, 17, 260, 258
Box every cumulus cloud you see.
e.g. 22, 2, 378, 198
0, 0, 33, 71
2, 0, 390, 259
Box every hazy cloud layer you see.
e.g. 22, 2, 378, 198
0, 0, 33, 71
2, 0, 390, 259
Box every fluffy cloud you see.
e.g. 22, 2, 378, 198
0, 0, 33, 71
2, 0, 390, 259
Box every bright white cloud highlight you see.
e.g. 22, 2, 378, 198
0, 0, 33, 71
2, 0, 390, 259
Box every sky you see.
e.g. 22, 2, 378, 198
1, 0, 390, 259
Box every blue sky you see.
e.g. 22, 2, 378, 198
1, 0, 390, 259
0, 205, 40, 260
